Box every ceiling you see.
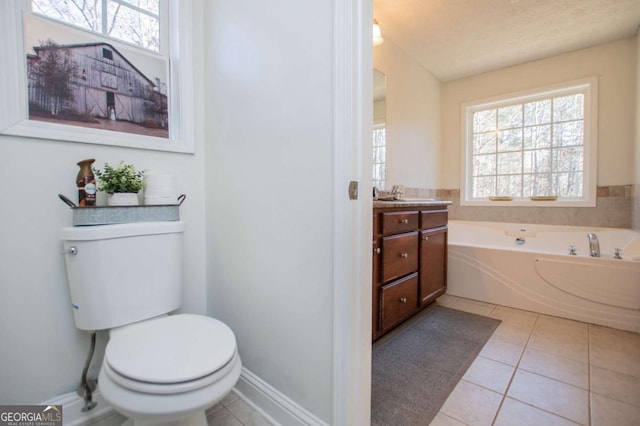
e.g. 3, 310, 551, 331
373, 0, 640, 82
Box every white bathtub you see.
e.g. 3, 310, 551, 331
447, 221, 640, 332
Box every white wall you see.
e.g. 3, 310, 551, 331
374, 40, 441, 189
203, 0, 335, 422
0, 3, 207, 404
441, 37, 637, 189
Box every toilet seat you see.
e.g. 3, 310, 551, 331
103, 349, 240, 395
104, 314, 237, 394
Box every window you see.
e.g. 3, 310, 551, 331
373, 125, 386, 190
461, 78, 597, 206
102, 48, 114, 60
31, 0, 161, 53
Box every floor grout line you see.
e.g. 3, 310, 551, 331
490, 311, 539, 425
430, 295, 640, 425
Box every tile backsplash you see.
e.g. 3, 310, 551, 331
403, 185, 635, 229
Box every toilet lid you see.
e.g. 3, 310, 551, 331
105, 314, 237, 384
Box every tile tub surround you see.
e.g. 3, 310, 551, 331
433, 294, 640, 426
402, 186, 634, 229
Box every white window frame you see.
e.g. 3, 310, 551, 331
460, 77, 598, 207
0, 0, 195, 153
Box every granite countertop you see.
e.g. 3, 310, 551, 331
372, 199, 452, 208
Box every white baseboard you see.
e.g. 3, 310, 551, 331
44, 368, 325, 426
42, 390, 121, 426
234, 368, 328, 426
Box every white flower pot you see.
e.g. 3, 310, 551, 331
107, 193, 139, 206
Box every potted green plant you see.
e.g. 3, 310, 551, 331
93, 161, 145, 206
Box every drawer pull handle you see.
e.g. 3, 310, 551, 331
399, 219, 409, 224
400, 297, 407, 303
400, 252, 409, 258
374, 247, 381, 254
423, 236, 429, 241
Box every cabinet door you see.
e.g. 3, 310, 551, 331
419, 227, 447, 306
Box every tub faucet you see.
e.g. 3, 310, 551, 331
588, 233, 600, 257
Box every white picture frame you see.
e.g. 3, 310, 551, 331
0, 0, 195, 154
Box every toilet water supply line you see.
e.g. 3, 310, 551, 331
77, 331, 98, 412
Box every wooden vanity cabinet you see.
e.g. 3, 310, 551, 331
373, 205, 448, 340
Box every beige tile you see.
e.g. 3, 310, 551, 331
440, 380, 503, 425
507, 370, 589, 425
528, 316, 588, 363
449, 297, 496, 316
429, 412, 467, 426
491, 322, 534, 347
494, 397, 580, 426
462, 356, 515, 394
226, 398, 272, 426
534, 315, 588, 340
205, 403, 225, 416
488, 305, 538, 329
589, 324, 640, 378
527, 334, 588, 363
207, 407, 243, 426
220, 390, 240, 407
87, 413, 127, 426
479, 336, 525, 366
519, 347, 589, 389
436, 294, 459, 308
590, 365, 640, 407
591, 393, 640, 426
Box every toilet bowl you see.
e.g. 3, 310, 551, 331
97, 314, 241, 425
60, 221, 241, 425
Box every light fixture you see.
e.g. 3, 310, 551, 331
373, 19, 384, 46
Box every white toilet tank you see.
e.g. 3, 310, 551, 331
60, 221, 184, 330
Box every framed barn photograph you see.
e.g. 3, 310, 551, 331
0, 1, 195, 153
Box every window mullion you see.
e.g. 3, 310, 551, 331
111, 0, 160, 19
520, 103, 524, 198
550, 99, 555, 196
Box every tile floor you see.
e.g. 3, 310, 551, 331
431, 294, 640, 426
206, 392, 273, 426
92, 294, 639, 426
92, 390, 273, 426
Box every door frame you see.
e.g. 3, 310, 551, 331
332, 0, 373, 424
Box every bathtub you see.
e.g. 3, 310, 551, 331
447, 221, 640, 333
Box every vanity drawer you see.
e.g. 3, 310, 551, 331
380, 273, 418, 332
420, 209, 448, 229
381, 232, 418, 283
381, 211, 419, 235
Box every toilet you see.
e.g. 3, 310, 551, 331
61, 221, 241, 426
